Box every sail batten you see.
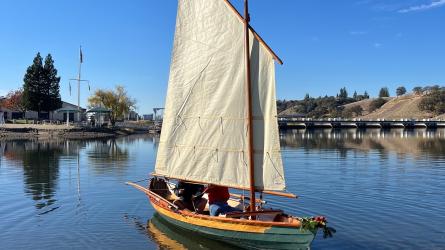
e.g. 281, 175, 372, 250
155, 0, 285, 191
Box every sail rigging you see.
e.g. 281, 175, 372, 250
155, 0, 285, 191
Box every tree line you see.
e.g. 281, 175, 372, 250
1, 53, 62, 119
1, 53, 137, 124
277, 84, 443, 119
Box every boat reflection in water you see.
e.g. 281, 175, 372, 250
147, 213, 233, 250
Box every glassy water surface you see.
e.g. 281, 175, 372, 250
1, 130, 444, 249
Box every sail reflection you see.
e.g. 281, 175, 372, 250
146, 213, 234, 250
280, 128, 445, 160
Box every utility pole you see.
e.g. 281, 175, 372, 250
69, 46, 90, 123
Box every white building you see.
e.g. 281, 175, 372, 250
0, 101, 86, 122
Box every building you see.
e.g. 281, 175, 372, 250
143, 114, 154, 121
0, 101, 86, 122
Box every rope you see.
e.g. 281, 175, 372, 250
266, 152, 285, 181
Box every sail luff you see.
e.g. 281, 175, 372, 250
243, 0, 256, 213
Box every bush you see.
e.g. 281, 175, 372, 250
369, 98, 387, 112
419, 88, 445, 115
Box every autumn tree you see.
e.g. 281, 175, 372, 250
88, 85, 136, 125
3, 89, 27, 117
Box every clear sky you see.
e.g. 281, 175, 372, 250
0, 0, 444, 114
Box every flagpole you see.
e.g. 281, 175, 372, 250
77, 46, 82, 122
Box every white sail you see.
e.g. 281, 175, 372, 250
155, 0, 285, 191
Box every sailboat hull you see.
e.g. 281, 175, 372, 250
150, 199, 316, 250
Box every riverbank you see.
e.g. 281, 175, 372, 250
0, 124, 146, 140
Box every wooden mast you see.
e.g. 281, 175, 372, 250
244, 0, 256, 215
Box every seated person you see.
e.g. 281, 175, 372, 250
173, 181, 207, 213
206, 185, 242, 216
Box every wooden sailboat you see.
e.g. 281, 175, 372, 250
127, 0, 334, 249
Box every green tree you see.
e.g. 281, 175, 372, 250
338, 87, 348, 99
363, 91, 369, 99
413, 86, 423, 95
353, 91, 358, 100
88, 85, 137, 125
43, 54, 62, 112
379, 87, 390, 98
22, 53, 62, 118
396, 86, 406, 96
22, 53, 44, 116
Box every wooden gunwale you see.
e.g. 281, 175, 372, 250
128, 182, 301, 228
152, 197, 301, 228
222, 0, 283, 65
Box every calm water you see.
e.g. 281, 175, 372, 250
1, 130, 444, 249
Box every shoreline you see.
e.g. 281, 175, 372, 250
0, 125, 147, 141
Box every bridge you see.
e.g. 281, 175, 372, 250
278, 117, 445, 129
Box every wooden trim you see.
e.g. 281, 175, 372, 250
151, 173, 298, 199
225, 209, 283, 218
222, 0, 283, 65
125, 182, 179, 210
153, 199, 301, 228
127, 181, 302, 228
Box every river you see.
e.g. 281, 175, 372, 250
0, 129, 444, 249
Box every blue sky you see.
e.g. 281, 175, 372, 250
0, 0, 444, 114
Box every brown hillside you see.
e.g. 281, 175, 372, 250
360, 94, 434, 120
343, 97, 392, 116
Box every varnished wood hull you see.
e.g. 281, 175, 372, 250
149, 198, 316, 250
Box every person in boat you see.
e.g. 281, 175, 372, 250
173, 181, 207, 213
205, 185, 242, 216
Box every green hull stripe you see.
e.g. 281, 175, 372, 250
157, 212, 316, 250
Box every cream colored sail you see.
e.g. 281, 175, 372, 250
154, 0, 285, 191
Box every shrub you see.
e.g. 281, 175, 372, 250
369, 98, 387, 112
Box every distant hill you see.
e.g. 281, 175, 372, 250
342, 97, 392, 116
359, 94, 435, 120
278, 93, 444, 120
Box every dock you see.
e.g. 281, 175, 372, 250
278, 117, 445, 129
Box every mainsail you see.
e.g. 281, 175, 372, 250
155, 0, 285, 191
